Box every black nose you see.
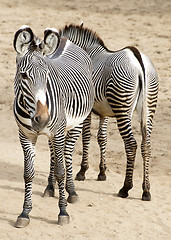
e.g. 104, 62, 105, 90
31, 114, 50, 131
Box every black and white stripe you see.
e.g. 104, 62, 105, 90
60, 24, 158, 201
13, 26, 94, 227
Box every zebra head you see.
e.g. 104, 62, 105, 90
14, 26, 60, 132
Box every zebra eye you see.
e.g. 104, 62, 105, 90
21, 72, 28, 79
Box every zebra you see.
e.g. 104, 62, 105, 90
59, 24, 158, 201
13, 25, 94, 227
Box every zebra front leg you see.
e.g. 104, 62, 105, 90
52, 134, 69, 225
15, 130, 37, 228
75, 113, 91, 181
116, 116, 137, 198
97, 116, 108, 181
43, 139, 56, 197
65, 125, 83, 203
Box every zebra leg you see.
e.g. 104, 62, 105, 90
65, 124, 83, 203
43, 139, 56, 197
141, 136, 151, 201
52, 133, 69, 225
140, 101, 156, 201
15, 130, 37, 228
140, 88, 157, 201
75, 113, 91, 181
117, 116, 137, 198
97, 116, 108, 181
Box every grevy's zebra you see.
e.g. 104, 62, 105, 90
59, 24, 158, 201
13, 26, 94, 227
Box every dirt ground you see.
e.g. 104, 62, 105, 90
0, 0, 170, 239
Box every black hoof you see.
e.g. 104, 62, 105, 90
142, 191, 151, 201
117, 187, 129, 198
75, 171, 85, 181
43, 185, 55, 197
67, 192, 79, 203
97, 173, 106, 181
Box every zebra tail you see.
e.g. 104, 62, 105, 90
139, 53, 158, 139
136, 61, 147, 138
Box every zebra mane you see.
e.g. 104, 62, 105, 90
59, 24, 109, 50
28, 37, 42, 51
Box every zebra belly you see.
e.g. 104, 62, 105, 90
93, 99, 115, 117
65, 115, 86, 131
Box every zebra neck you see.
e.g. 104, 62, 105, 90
59, 25, 108, 53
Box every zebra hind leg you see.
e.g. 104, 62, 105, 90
116, 116, 137, 198
97, 117, 108, 181
140, 92, 157, 201
141, 139, 151, 201
75, 114, 91, 181
141, 119, 153, 201
117, 138, 137, 198
43, 139, 56, 197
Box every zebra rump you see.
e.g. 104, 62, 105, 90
59, 24, 158, 201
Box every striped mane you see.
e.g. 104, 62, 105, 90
28, 37, 42, 52
59, 24, 109, 50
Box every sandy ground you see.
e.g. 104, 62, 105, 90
0, 0, 171, 239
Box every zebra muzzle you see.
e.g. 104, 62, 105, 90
32, 100, 50, 131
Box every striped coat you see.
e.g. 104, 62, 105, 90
13, 26, 94, 227
59, 24, 158, 201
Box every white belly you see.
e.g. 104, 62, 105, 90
93, 98, 115, 117
65, 115, 85, 131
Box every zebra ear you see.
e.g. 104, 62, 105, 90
13, 25, 34, 55
43, 28, 60, 55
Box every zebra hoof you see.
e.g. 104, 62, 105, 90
67, 193, 79, 203
58, 214, 70, 225
142, 191, 151, 201
97, 174, 106, 181
117, 188, 129, 198
75, 171, 85, 181
15, 216, 30, 228
43, 186, 55, 197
